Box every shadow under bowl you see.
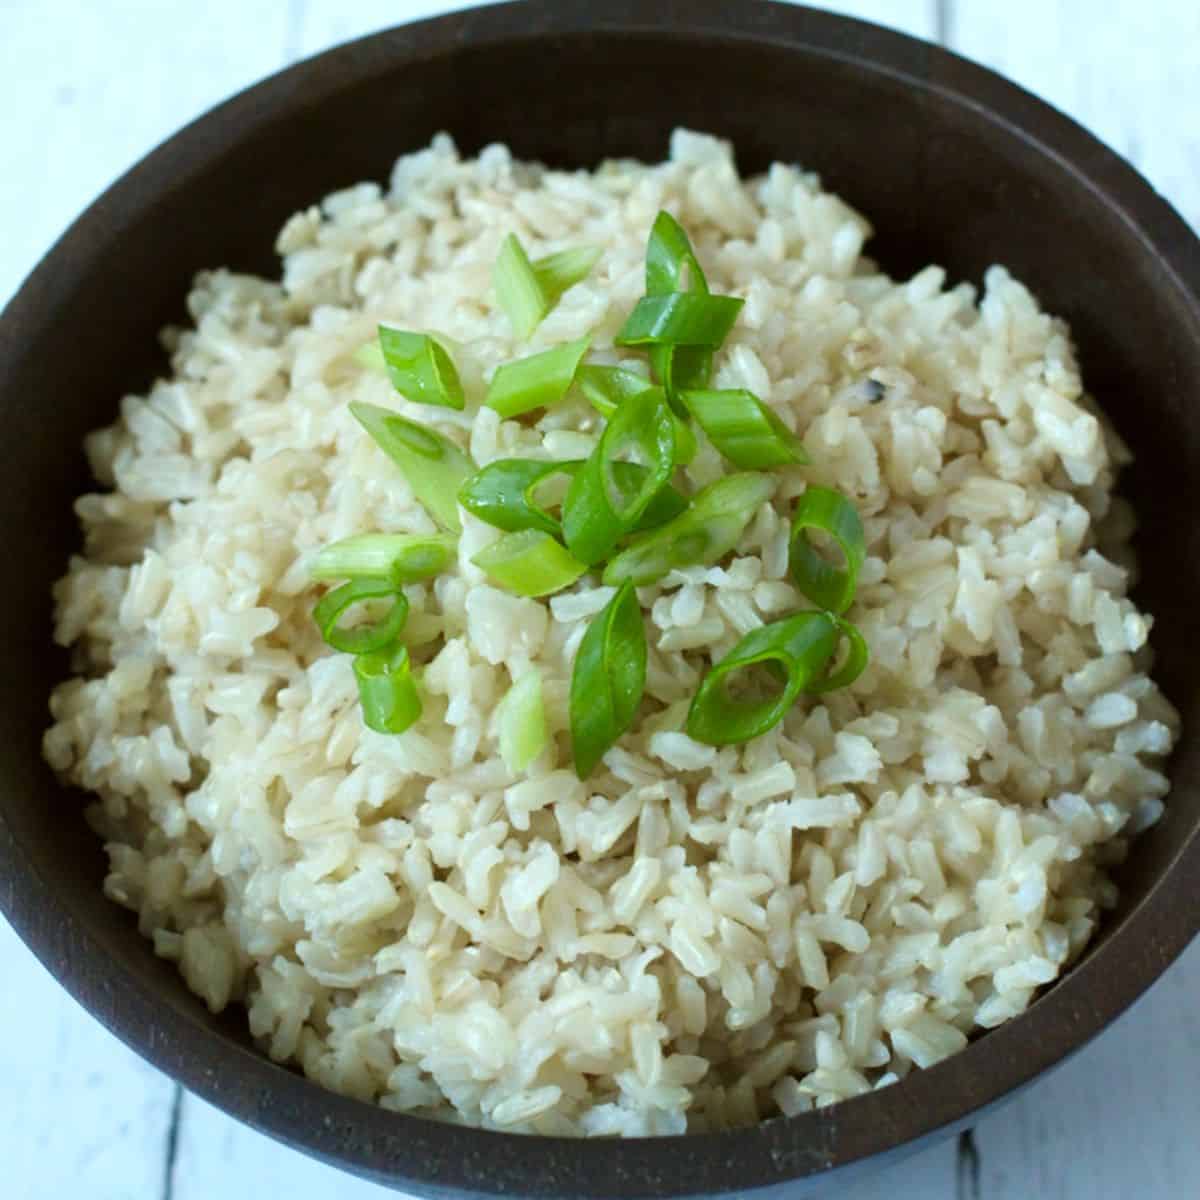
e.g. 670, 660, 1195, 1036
1, 2, 1198, 1197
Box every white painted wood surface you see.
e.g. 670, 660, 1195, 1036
2, 2, 1197, 1197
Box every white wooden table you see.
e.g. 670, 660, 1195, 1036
2, 2, 1197, 1197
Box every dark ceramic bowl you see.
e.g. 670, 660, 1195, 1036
2, 2, 1198, 1196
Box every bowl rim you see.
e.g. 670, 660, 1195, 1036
2, 1, 1198, 1196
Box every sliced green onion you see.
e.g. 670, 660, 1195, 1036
576, 364, 655, 414
645, 211, 710, 297
471, 530, 587, 597
376, 327, 465, 410
686, 611, 840, 746
650, 343, 713, 397
615, 293, 744, 348
629, 468, 689, 531
494, 234, 545, 340
570, 580, 646, 778
310, 533, 456, 585
578, 369, 697, 465
681, 389, 809, 470
485, 337, 591, 419
789, 486, 867, 615
603, 472, 775, 586
493, 234, 601, 339
533, 245, 603, 306
459, 459, 574, 535
497, 669, 547, 773
354, 641, 422, 734
353, 341, 387, 373
562, 389, 676, 565
808, 617, 870, 693
459, 457, 686, 538
643, 213, 714, 397
312, 578, 409, 655
350, 402, 475, 533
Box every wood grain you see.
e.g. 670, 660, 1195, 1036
1, 2, 1196, 1198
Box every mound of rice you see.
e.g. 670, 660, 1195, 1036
43, 130, 1178, 1136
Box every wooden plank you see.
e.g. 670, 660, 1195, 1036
0, 1, 291, 310
0, 7, 295, 1200
969, 939, 1200, 1200
946, 0, 1200, 231
0, 918, 178, 1200
946, 3, 1200, 1197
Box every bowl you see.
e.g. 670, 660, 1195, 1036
2, 2, 1198, 1196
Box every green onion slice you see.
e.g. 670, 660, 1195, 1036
376, 327, 465, 410
681, 389, 810, 470
644, 212, 714, 397
686, 611, 840, 745
354, 641, 422, 734
807, 616, 870, 693
497, 669, 547, 773
493, 234, 601, 339
788, 486, 867, 615
459, 457, 686, 538
350, 402, 475, 532
562, 389, 676, 565
645, 211, 710, 297
570, 580, 647, 778
576, 364, 655, 414
615, 293, 744, 349
471, 530, 587, 597
578, 369, 697, 465
533, 245, 603, 306
353, 341, 387, 373
494, 234, 545, 340
485, 337, 591, 419
310, 533, 456, 584
650, 343, 713, 398
459, 459, 573, 535
603, 472, 775, 587
312, 578, 410, 655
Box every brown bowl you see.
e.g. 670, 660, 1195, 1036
1, 2, 1197, 1196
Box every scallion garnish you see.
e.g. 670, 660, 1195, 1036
310, 533, 456, 584
493, 234, 601, 339
650, 343, 713, 398
615, 292, 744, 349
569, 580, 646, 778
686, 610, 840, 745
789, 486, 867, 615
350, 402, 475, 532
459, 457, 687, 538
471, 529, 587, 597
603, 472, 775, 586
496, 669, 547, 773
376, 328, 465, 410
577, 369, 697, 465
354, 641, 422, 734
328, 210, 873, 771
808, 616, 870, 693
353, 341, 387, 373
576, 364, 655, 415
485, 337, 591, 419
561, 389, 676, 565
645, 211, 710, 297
644, 212, 715, 396
312, 578, 410, 655
532, 245, 603, 306
459, 459, 575, 535
681, 388, 809, 469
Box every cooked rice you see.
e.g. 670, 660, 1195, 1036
43, 130, 1178, 1136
